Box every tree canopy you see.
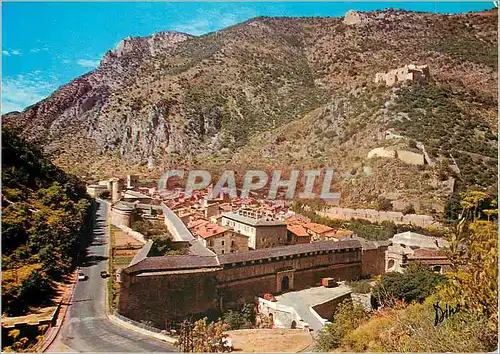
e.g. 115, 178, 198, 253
2, 129, 92, 316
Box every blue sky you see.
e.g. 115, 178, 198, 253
2, 2, 495, 114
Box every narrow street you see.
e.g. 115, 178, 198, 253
47, 201, 175, 352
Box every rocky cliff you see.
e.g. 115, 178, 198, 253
3, 9, 498, 212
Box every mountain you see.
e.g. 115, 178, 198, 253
3, 9, 497, 213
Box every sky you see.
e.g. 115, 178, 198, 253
2, 1, 496, 114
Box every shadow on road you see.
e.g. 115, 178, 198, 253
80, 255, 109, 267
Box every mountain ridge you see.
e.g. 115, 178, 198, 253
3, 8, 498, 212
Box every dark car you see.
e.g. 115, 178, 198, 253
100, 271, 110, 278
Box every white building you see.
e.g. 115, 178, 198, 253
385, 231, 449, 273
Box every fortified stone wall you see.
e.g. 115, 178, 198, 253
361, 248, 387, 277
312, 292, 352, 321
367, 147, 425, 166
374, 64, 429, 87
116, 224, 147, 244
110, 207, 133, 227
217, 250, 360, 284
119, 269, 220, 327
118, 248, 362, 326
320, 208, 438, 227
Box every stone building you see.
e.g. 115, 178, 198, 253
286, 224, 311, 244
355, 237, 390, 277
375, 64, 430, 87
126, 174, 139, 189
109, 177, 123, 203
335, 234, 389, 277
122, 190, 152, 204
221, 210, 288, 250
118, 240, 362, 327
302, 222, 335, 241
191, 222, 249, 255
86, 184, 108, 198
110, 202, 135, 227
385, 231, 449, 273
406, 249, 452, 274
204, 202, 220, 219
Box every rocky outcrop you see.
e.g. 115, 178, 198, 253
101, 31, 194, 66
343, 10, 370, 25
2, 9, 497, 181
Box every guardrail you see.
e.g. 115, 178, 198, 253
113, 313, 163, 334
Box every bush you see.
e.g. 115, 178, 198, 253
342, 296, 497, 352
315, 299, 369, 351
346, 279, 373, 294
402, 204, 416, 215
377, 197, 393, 211
372, 263, 446, 307
222, 303, 255, 330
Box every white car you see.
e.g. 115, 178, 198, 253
78, 272, 88, 281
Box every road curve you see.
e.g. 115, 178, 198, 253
48, 200, 176, 352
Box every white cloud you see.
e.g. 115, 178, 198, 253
76, 59, 100, 68
174, 19, 214, 36
173, 8, 256, 36
2, 73, 58, 114
2, 49, 22, 56
29, 47, 48, 54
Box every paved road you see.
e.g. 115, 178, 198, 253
48, 201, 175, 352
278, 292, 323, 332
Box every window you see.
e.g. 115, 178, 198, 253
221, 250, 225, 254
221, 240, 225, 246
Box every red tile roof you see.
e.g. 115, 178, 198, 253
219, 204, 232, 212
192, 223, 228, 239
287, 224, 309, 237
303, 222, 333, 234
187, 218, 209, 230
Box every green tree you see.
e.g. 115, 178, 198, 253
315, 299, 368, 351
372, 263, 446, 307
459, 190, 497, 222
222, 303, 255, 330
443, 220, 498, 331
443, 192, 462, 223
377, 197, 393, 211
402, 204, 416, 215
1, 129, 92, 315
177, 318, 232, 352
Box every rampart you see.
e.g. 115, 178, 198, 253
320, 207, 438, 228
118, 240, 362, 327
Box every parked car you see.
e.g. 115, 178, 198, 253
78, 272, 88, 281
100, 271, 110, 278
